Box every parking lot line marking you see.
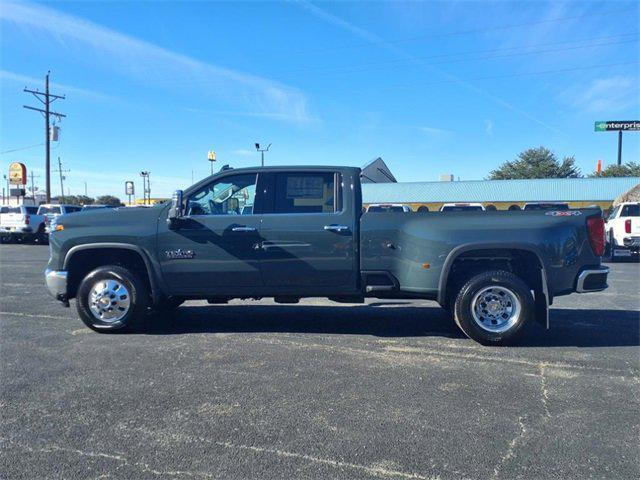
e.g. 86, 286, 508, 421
211, 440, 442, 480
0, 311, 68, 321
1, 437, 218, 479
491, 416, 528, 480
3, 435, 442, 480
241, 337, 637, 376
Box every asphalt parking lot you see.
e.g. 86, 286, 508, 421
1, 244, 638, 480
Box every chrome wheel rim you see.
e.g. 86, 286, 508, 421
471, 286, 521, 333
88, 279, 131, 323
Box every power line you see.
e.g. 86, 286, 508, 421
23, 72, 66, 203
289, 6, 637, 55
387, 60, 639, 91
275, 34, 638, 76
0, 143, 45, 155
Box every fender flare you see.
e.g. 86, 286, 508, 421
437, 242, 549, 307
63, 242, 165, 301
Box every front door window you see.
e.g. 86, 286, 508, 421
187, 174, 257, 216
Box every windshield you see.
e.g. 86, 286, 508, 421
441, 205, 484, 212
620, 204, 639, 217
37, 206, 61, 215
368, 205, 405, 212
524, 203, 569, 211
6, 207, 21, 214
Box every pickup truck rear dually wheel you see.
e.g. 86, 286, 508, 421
453, 270, 534, 346
76, 265, 149, 333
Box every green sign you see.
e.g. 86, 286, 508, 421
594, 121, 640, 132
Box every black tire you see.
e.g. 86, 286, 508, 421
32, 225, 48, 245
76, 265, 149, 333
453, 270, 534, 346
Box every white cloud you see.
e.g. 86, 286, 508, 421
0, 69, 115, 102
484, 119, 494, 136
1, 1, 311, 123
232, 149, 256, 157
418, 126, 452, 138
562, 76, 638, 114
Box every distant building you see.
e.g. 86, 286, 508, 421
362, 177, 640, 212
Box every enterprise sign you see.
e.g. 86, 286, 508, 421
594, 121, 640, 132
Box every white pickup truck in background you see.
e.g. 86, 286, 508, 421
0, 205, 47, 243
605, 202, 640, 261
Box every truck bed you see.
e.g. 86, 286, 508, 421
360, 209, 602, 299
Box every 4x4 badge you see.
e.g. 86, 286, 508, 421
165, 249, 195, 259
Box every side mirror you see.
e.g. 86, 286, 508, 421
167, 190, 184, 228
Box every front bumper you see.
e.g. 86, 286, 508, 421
576, 266, 609, 293
45, 269, 68, 301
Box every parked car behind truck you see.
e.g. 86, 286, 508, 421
605, 202, 640, 261
0, 205, 47, 243
37, 204, 82, 233
45, 166, 609, 345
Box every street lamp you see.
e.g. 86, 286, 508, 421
139, 171, 150, 205
255, 142, 271, 167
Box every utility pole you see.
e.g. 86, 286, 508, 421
255, 143, 271, 167
29, 172, 41, 202
54, 157, 69, 203
23, 72, 66, 203
84, 181, 88, 197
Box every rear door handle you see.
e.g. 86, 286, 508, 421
324, 224, 350, 232
231, 226, 257, 232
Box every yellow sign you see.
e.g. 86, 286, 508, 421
207, 150, 216, 161
9, 162, 27, 185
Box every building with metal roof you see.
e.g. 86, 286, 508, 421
362, 177, 640, 211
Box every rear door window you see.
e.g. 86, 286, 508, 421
268, 172, 339, 214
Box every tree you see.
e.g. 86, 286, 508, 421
75, 195, 94, 205
488, 147, 581, 180
95, 195, 124, 207
588, 162, 640, 178
55, 195, 95, 205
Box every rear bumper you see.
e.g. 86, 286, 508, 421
576, 267, 609, 293
622, 236, 640, 249
1, 226, 33, 234
45, 269, 68, 301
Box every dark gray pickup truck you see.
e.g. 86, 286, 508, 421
45, 166, 609, 345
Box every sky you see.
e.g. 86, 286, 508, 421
0, 0, 638, 199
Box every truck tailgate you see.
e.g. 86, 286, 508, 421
1, 213, 27, 229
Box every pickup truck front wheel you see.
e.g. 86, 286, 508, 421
76, 265, 149, 332
453, 270, 533, 346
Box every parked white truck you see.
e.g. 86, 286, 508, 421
605, 202, 640, 261
0, 205, 47, 243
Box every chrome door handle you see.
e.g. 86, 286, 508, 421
231, 226, 257, 232
324, 224, 350, 232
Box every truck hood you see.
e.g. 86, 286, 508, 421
56, 204, 166, 229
